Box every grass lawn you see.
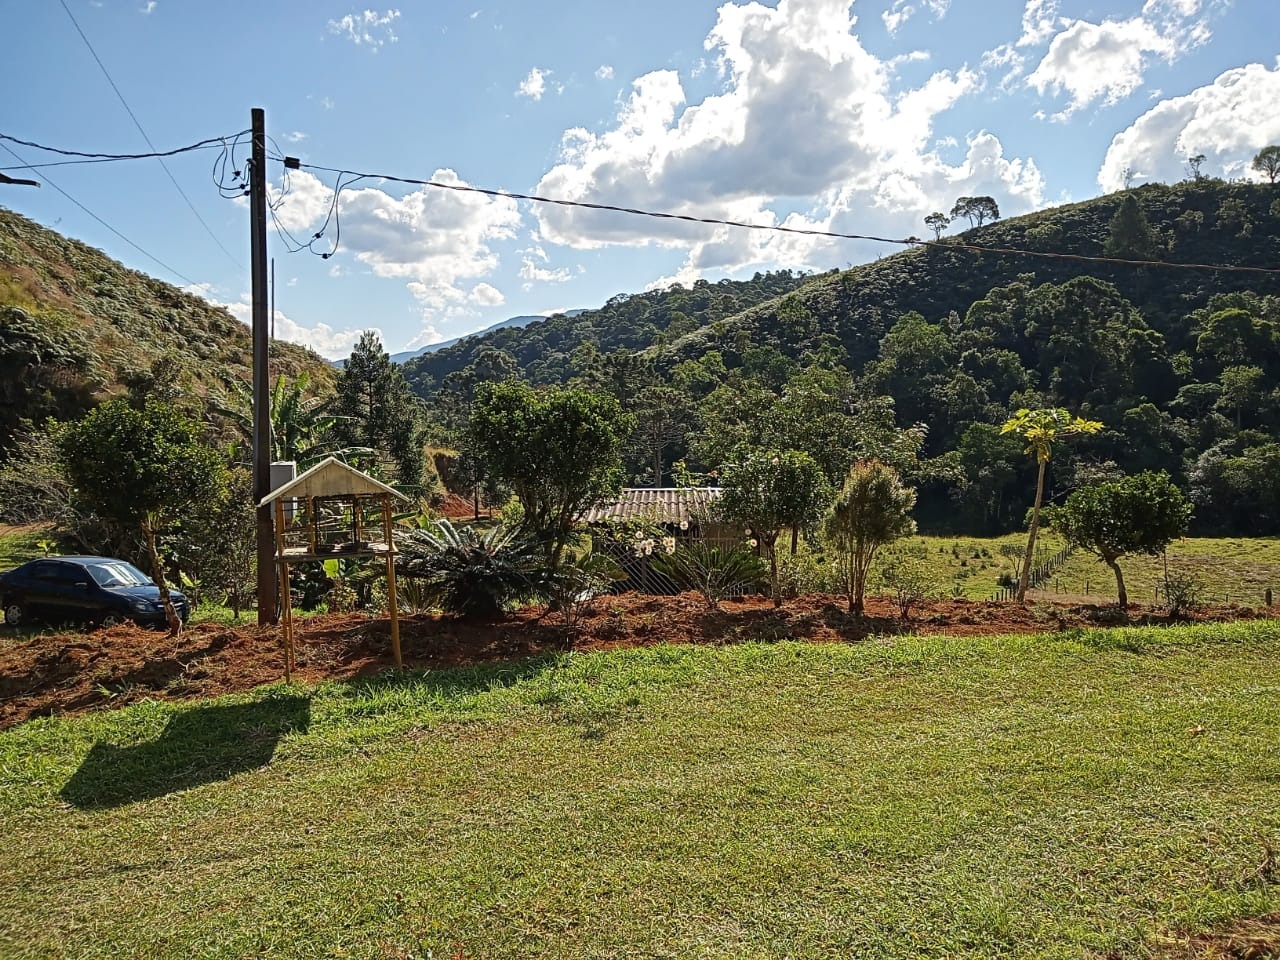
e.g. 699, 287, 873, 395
1034, 538, 1280, 606
901, 533, 1068, 599
2, 622, 1280, 958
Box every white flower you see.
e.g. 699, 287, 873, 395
749, 538, 758, 548
679, 519, 689, 531
744, 527, 752, 536
661, 536, 676, 555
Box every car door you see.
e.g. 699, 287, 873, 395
22, 561, 64, 621
32, 562, 96, 624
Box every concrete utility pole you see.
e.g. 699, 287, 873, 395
249, 107, 278, 624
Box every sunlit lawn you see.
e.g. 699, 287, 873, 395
2, 621, 1279, 959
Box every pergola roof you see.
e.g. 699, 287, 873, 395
258, 457, 410, 506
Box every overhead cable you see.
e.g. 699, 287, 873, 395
57, 0, 243, 268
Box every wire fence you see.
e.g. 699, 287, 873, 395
989, 546, 1073, 602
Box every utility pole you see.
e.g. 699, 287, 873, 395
250, 107, 278, 624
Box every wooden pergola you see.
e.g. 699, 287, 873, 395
258, 457, 411, 681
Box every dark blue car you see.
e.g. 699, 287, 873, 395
0, 556, 190, 629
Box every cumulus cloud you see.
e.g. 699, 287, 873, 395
261, 169, 520, 327
1099, 59, 1280, 190
596, 64, 615, 80
327, 9, 401, 50
1025, 0, 1211, 117
532, 0, 1042, 281
882, 0, 950, 35
517, 67, 562, 100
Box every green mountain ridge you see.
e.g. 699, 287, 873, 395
0, 205, 334, 451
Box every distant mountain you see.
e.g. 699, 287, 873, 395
387, 311, 587, 365
0, 206, 334, 452
401, 271, 814, 391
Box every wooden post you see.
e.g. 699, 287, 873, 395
308, 497, 318, 555
382, 494, 402, 669
274, 498, 294, 681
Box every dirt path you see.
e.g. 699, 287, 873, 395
0, 592, 1272, 729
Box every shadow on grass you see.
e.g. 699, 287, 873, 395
59, 695, 311, 809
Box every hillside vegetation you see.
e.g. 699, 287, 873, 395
0, 206, 334, 451
407, 179, 1280, 535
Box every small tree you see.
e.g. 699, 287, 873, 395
1252, 145, 1280, 184
1103, 194, 1157, 260
824, 460, 917, 614
1186, 153, 1207, 180
468, 381, 634, 571
717, 449, 829, 608
58, 399, 228, 634
924, 212, 950, 240
1049, 471, 1192, 611
1001, 408, 1103, 603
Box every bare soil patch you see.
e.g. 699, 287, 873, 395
1136, 912, 1280, 959
0, 592, 1271, 729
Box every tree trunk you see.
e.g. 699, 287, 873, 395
143, 519, 182, 637
1016, 459, 1048, 603
1107, 556, 1128, 611
768, 545, 781, 608
653, 446, 663, 488
790, 526, 798, 556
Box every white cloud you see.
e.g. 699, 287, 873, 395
1018, 0, 1061, 47
519, 257, 572, 288
531, 0, 1041, 281
1025, 1, 1211, 118
139, 1, 156, 14
259, 168, 520, 328
1099, 59, 1280, 190
596, 64, 615, 80
517, 67, 562, 100
882, 0, 949, 35
184, 285, 373, 360
280, 131, 308, 144
327, 9, 401, 50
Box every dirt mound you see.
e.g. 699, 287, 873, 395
0, 593, 1268, 729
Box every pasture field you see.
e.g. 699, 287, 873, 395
1031, 537, 1280, 607
2, 622, 1279, 959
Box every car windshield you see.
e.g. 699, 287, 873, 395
85, 562, 152, 588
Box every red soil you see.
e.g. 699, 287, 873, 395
0, 592, 1271, 729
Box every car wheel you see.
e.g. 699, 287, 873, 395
99, 613, 126, 628
3, 601, 25, 627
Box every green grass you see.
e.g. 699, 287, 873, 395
901, 533, 1068, 599
3, 622, 1280, 958
0, 524, 50, 570
1033, 537, 1280, 606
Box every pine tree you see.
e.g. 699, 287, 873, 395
331, 331, 427, 489
1104, 195, 1158, 260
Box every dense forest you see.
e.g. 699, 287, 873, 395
408, 179, 1280, 535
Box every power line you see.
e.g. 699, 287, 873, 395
0, 132, 242, 166
0, 141, 200, 287
57, 0, 243, 269
284, 157, 1280, 277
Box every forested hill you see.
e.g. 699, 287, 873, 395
664, 179, 1280, 371
401, 268, 813, 390
0, 206, 334, 451
409, 178, 1280, 536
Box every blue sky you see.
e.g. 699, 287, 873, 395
3, 0, 1278, 358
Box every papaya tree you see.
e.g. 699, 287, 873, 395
1000, 408, 1103, 602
